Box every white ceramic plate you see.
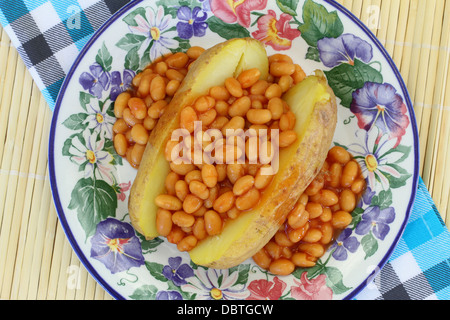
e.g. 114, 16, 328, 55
49, 0, 419, 300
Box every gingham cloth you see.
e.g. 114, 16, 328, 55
1, 0, 449, 301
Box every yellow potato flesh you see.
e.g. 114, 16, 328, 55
189, 73, 336, 268
128, 38, 269, 239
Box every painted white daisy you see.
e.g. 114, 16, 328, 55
129, 6, 179, 62
84, 99, 115, 140
69, 130, 114, 183
181, 267, 250, 300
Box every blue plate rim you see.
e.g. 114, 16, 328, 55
48, 0, 420, 301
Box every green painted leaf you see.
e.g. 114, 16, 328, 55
207, 16, 251, 40
116, 33, 146, 51
371, 189, 393, 209
276, 0, 300, 16
324, 59, 383, 108
68, 178, 118, 239
361, 232, 378, 259
79, 92, 94, 111
305, 46, 320, 62
145, 261, 167, 282
228, 264, 250, 286
129, 284, 158, 300
123, 7, 146, 27
382, 163, 412, 189
96, 43, 113, 72
325, 266, 352, 295
124, 47, 140, 72
299, 0, 344, 47
62, 113, 88, 131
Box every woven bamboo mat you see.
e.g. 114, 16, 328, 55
0, 0, 449, 300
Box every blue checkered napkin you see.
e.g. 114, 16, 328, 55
0, 0, 130, 110
356, 178, 450, 300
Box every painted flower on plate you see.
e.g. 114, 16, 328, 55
68, 130, 114, 183
329, 229, 360, 261
252, 10, 301, 51
117, 181, 131, 202
181, 268, 250, 300
90, 218, 145, 274
176, 6, 208, 39
156, 291, 183, 300
317, 34, 373, 68
356, 205, 395, 241
210, 0, 267, 27
84, 99, 115, 139
347, 128, 405, 191
162, 257, 194, 286
129, 6, 179, 61
291, 273, 333, 300
110, 69, 135, 101
351, 82, 410, 147
246, 277, 287, 300
79, 63, 110, 99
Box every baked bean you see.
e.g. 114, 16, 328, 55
215, 100, 229, 116
235, 187, 260, 211
269, 53, 293, 64
201, 164, 217, 188
278, 75, 294, 93
213, 191, 235, 213
210, 86, 231, 101
130, 124, 149, 145
166, 69, 185, 82
156, 209, 172, 237
269, 258, 295, 276
148, 100, 168, 119
150, 75, 166, 101
351, 178, 366, 194
328, 162, 342, 188
195, 95, 216, 112
166, 52, 189, 69
192, 217, 207, 240
340, 189, 356, 213
332, 210, 353, 229
225, 77, 243, 98
204, 210, 222, 235
254, 165, 274, 189
291, 252, 316, 268
320, 207, 332, 223
170, 162, 196, 176
155, 194, 183, 211
265, 84, 283, 100
131, 144, 146, 165
180, 106, 198, 133
172, 211, 195, 228
177, 235, 198, 252
274, 231, 294, 247
341, 160, 359, 187
183, 194, 203, 214
278, 131, 297, 148
318, 189, 339, 207
155, 61, 168, 75
143, 116, 157, 131
113, 118, 129, 135
233, 175, 255, 196
305, 178, 324, 196
306, 202, 323, 219
270, 62, 295, 77
221, 116, 245, 136
302, 228, 323, 243
298, 243, 324, 258
320, 222, 333, 245
187, 46, 205, 59
265, 241, 282, 260
114, 134, 128, 156
165, 171, 179, 195
329, 146, 351, 164
175, 180, 189, 201
114, 92, 132, 118
287, 203, 309, 229
246, 109, 272, 125
123, 108, 143, 127
292, 64, 306, 84
226, 163, 245, 184
166, 79, 181, 96
229, 96, 251, 117
250, 80, 270, 95
237, 68, 261, 88
167, 226, 185, 244
279, 111, 296, 131
253, 248, 272, 270
189, 180, 210, 200
288, 223, 310, 243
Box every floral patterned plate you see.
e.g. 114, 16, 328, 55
49, 0, 419, 300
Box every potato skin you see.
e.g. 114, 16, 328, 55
189, 73, 337, 269
128, 38, 268, 239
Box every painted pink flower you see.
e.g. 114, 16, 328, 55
291, 273, 333, 300
210, 0, 268, 27
118, 181, 131, 202
246, 277, 287, 300
252, 10, 301, 51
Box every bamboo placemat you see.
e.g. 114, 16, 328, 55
0, 0, 449, 300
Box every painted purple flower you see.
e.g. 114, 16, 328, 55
355, 206, 396, 240
330, 229, 360, 261
110, 69, 135, 101
162, 257, 194, 286
317, 34, 373, 68
90, 218, 145, 274
79, 63, 110, 99
351, 82, 410, 148
156, 290, 183, 300
176, 6, 208, 39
